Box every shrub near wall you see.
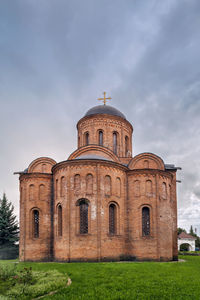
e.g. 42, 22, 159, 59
0, 245, 19, 260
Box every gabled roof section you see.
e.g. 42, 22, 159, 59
178, 232, 196, 240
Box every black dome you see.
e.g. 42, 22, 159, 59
85, 105, 126, 120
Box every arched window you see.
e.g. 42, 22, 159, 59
39, 184, 45, 201
105, 175, 111, 196
109, 204, 117, 235
29, 184, 34, 201
116, 177, 121, 197
57, 204, 62, 237
85, 132, 89, 146
60, 176, 65, 197
74, 174, 81, 194
86, 174, 93, 195
162, 182, 167, 199
98, 130, 103, 146
79, 199, 89, 234
146, 180, 152, 197
142, 207, 150, 236
32, 209, 39, 238
113, 132, 118, 155
134, 180, 140, 197
125, 136, 129, 157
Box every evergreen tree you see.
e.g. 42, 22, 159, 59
0, 193, 19, 246
189, 225, 194, 236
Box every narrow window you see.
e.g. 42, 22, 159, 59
42, 163, 46, 173
162, 182, 167, 199
39, 184, 45, 201
116, 177, 121, 197
169, 184, 172, 201
86, 174, 93, 195
74, 174, 81, 194
99, 130, 103, 146
125, 136, 129, 157
60, 176, 65, 197
29, 184, 34, 201
85, 132, 89, 146
105, 175, 111, 196
109, 204, 117, 235
33, 210, 39, 238
142, 207, 150, 236
80, 200, 88, 234
146, 180, 152, 197
57, 205, 62, 237
144, 160, 149, 168
134, 180, 140, 197
113, 132, 118, 154
78, 136, 80, 147
55, 179, 58, 199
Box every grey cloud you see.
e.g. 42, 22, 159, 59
0, 0, 200, 233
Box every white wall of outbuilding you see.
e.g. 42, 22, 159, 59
178, 238, 196, 251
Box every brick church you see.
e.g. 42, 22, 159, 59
16, 93, 179, 262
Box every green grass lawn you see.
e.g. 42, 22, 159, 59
0, 256, 200, 299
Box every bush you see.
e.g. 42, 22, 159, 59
0, 263, 17, 281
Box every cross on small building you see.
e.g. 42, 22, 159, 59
97, 92, 112, 105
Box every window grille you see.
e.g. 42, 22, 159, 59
142, 207, 150, 236
80, 201, 88, 234
33, 210, 39, 238
58, 205, 62, 236
109, 204, 116, 235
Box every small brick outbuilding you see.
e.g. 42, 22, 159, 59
16, 100, 180, 262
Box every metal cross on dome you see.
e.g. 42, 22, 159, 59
97, 92, 112, 105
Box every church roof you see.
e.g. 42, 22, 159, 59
74, 154, 112, 161
84, 105, 126, 120
178, 232, 196, 240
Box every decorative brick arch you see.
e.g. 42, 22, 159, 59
128, 152, 165, 170
28, 157, 57, 173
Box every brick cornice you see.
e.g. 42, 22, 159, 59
52, 159, 128, 173
77, 114, 133, 132
127, 168, 173, 179
19, 173, 52, 181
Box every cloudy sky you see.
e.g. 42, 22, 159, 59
0, 0, 200, 234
